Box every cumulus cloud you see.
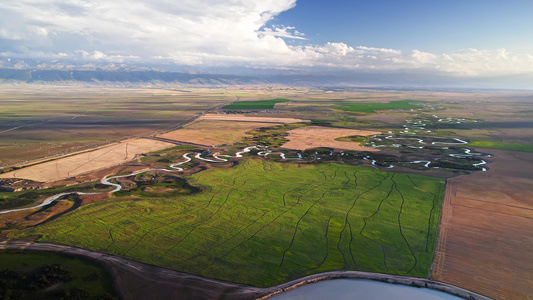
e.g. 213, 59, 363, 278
0, 0, 298, 64
258, 25, 306, 40
0, 0, 531, 78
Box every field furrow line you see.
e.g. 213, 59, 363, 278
282, 191, 289, 207
206, 188, 223, 208
158, 177, 249, 260
359, 174, 395, 272
392, 177, 418, 273
197, 187, 315, 273
347, 221, 357, 268
310, 215, 333, 271
278, 167, 339, 269
336, 171, 384, 268
282, 185, 305, 207
343, 170, 351, 185
123, 231, 153, 255
105, 229, 115, 251
279, 191, 328, 269
157, 187, 240, 259
178, 209, 272, 263
177, 209, 272, 264
116, 203, 205, 256
407, 175, 438, 253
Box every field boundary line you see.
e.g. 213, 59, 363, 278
430, 179, 455, 280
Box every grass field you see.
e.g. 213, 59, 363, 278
335, 100, 425, 113
469, 140, 533, 152
15, 159, 444, 287
0, 251, 116, 299
222, 98, 291, 109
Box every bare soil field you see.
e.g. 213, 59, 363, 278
158, 116, 307, 146
432, 149, 533, 300
0, 138, 173, 182
281, 126, 381, 151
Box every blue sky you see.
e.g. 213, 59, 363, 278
0, 0, 532, 86
272, 0, 533, 53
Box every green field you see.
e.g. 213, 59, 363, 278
0, 251, 116, 299
222, 98, 291, 109
16, 159, 444, 286
335, 100, 425, 113
469, 140, 533, 152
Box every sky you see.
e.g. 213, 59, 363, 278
1, 0, 532, 85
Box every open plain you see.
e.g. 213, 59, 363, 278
1, 87, 532, 300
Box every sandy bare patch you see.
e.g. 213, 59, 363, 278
281, 126, 381, 151
0, 138, 173, 182
200, 114, 309, 124
432, 149, 533, 300
158, 120, 284, 146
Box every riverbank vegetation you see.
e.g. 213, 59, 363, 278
0, 251, 117, 299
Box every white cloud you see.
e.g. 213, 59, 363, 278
258, 25, 307, 40
0, 0, 532, 78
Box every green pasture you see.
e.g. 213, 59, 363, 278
15, 159, 444, 287
222, 98, 291, 109
335, 100, 425, 113
469, 140, 533, 152
0, 251, 116, 299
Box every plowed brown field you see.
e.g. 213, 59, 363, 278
432, 149, 533, 300
281, 126, 381, 151
158, 115, 309, 146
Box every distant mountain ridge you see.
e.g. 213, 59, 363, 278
0, 68, 269, 85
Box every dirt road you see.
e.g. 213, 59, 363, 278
0, 240, 489, 300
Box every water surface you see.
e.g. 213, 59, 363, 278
269, 279, 462, 300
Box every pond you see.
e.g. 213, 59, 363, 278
268, 279, 462, 300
